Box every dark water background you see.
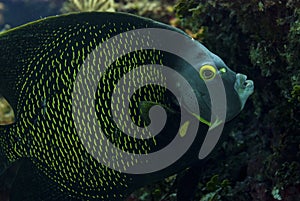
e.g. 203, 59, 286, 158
0, 0, 61, 30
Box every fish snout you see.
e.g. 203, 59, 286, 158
234, 73, 254, 109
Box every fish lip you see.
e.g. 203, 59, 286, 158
235, 73, 254, 91
234, 73, 254, 109
244, 79, 254, 89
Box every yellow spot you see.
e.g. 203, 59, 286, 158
208, 117, 223, 131
179, 120, 190, 137
219, 67, 227, 74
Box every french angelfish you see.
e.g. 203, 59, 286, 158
0, 12, 254, 201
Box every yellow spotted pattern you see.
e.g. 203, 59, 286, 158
0, 13, 171, 200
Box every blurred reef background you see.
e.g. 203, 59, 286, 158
0, 0, 299, 201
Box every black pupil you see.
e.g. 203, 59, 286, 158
203, 70, 213, 78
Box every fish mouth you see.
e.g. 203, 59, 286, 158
234, 73, 254, 110
236, 74, 254, 89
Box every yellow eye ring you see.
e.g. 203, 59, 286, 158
199, 65, 217, 81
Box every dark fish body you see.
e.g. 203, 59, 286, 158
0, 12, 253, 201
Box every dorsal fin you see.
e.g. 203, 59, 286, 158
0, 11, 189, 120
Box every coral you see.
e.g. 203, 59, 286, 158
117, 0, 160, 16
60, 0, 176, 24
116, 0, 175, 23
61, 0, 116, 13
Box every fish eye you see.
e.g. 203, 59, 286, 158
199, 65, 216, 81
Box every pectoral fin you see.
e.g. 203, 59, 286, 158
139, 101, 177, 124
